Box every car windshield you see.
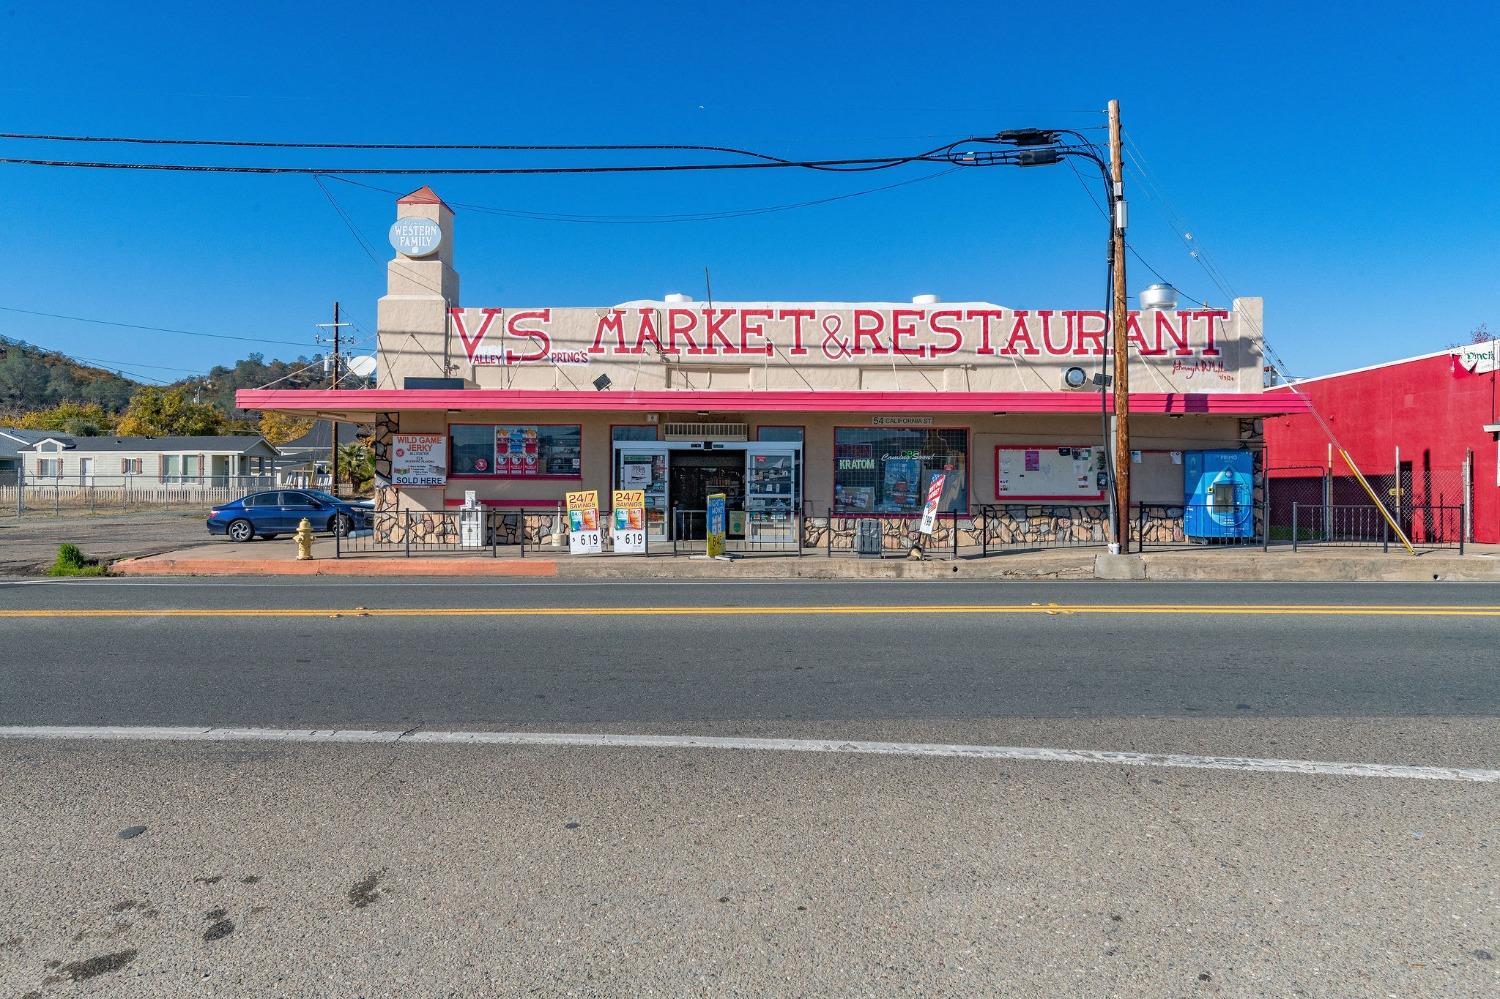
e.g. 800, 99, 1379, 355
302, 490, 341, 504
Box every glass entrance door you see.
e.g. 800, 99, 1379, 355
744, 445, 800, 545
613, 443, 670, 541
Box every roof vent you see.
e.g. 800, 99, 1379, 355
1139, 283, 1179, 311
664, 293, 693, 304
912, 294, 940, 306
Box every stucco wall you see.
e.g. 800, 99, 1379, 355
379, 409, 1244, 514
1264, 353, 1499, 542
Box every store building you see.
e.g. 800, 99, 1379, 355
1264, 345, 1499, 544
239, 187, 1310, 548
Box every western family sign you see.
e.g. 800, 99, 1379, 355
449, 305, 1234, 367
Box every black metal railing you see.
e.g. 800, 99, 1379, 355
1291, 503, 1464, 553
976, 503, 1112, 555
336, 509, 534, 558
1135, 503, 1267, 552
825, 509, 964, 559
671, 508, 804, 556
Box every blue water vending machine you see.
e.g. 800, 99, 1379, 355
1183, 449, 1254, 540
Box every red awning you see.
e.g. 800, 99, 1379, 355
237, 388, 1312, 417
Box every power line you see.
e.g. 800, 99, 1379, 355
323, 169, 962, 225
314, 176, 450, 300
1061, 156, 1207, 307
0, 133, 1059, 176
0, 336, 181, 385
0, 133, 896, 159
0, 336, 206, 376
0, 152, 954, 177
0, 305, 319, 348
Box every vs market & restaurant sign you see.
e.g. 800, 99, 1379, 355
391, 434, 447, 487
449, 305, 1235, 367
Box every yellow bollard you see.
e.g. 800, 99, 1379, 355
295, 517, 315, 560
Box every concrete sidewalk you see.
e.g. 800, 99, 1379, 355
106, 537, 1500, 582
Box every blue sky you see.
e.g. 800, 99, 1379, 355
1, 0, 1494, 385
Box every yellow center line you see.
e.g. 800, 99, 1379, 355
1, 604, 1499, 619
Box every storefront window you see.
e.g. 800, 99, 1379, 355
451, 424, 583, 477
758, 426, 804, 499
833, 427, 967, 514
757, 426, 804, 445
612, 425, 658, 443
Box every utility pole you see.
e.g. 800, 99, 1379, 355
1108, 99, 1130, 554
329, 300, 340, 495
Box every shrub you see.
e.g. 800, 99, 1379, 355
47, 543, 107, 577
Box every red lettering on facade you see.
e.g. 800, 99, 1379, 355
852, 309, 889, 355
1072, 311, 1107, 355
504, 309, 551, 364
1001, 312, 1039, 355
1038, 310, 1071, 354
667, 309, 701, 354
966, 309, 1003, 354
590, 311, 626, 354
777, 309, 814, 355
1154, 311, 1192, 356
927, 310, 964, 357
1196, 310, 1228, 357
739, 309, 774, 356
703, 309, 738, 354
889, 310, 925, 357
451, 307, 502, 363
1125, 312, 1156, 356
630, 308, 663, 354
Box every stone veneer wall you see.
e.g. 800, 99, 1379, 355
364, 510, 559, 549
797, 499, 1255, 553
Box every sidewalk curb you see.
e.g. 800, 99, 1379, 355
105, 549, 1500, 582
111, 557, 557, 577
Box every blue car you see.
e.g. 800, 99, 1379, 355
207, 489, 369, 543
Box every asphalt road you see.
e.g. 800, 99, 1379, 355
1, 578, 1497, 996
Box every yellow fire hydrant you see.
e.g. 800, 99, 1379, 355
294, 517, 315, 560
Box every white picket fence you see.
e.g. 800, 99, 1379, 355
0, 477, 276, 516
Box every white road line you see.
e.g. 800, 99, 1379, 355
0, 725, 1495, 783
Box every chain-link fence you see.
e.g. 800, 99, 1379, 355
1268, 461, 1471, 550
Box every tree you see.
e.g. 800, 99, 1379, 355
12, 401, 115, 436
338, 440, 375, 494
258, 410, 316, 446
115, 386, 226, 437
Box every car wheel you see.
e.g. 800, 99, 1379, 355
227, 519, 255, 543
330, 514, 351, 538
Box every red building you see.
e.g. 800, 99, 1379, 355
1264, 345, 1500, 543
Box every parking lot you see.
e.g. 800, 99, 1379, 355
0, 511, 219, 573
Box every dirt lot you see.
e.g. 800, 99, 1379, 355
0, 511, 224, 574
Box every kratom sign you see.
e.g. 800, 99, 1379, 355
449, 305, 1233, 366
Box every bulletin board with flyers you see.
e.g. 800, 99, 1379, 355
995, 445, 1106, 501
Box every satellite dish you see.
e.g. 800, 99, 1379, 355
346, 355, 377, 380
